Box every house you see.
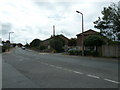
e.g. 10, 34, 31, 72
57, 34, 69, 45
76, 29, 99, 50
42, 34, 69, 51
16, 43, 23, 47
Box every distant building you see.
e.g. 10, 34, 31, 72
76, 29, 99, 50
16, 43, 23, 47
42, 34, 69, 50
57, 34, 69, 45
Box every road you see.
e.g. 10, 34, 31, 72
2, 48, 119, 88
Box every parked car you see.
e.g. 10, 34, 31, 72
22, 46, 26, 50
68, 48, 77, 52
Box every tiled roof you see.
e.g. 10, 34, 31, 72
76, 29, 99, 36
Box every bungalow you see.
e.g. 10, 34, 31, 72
42, 34, 69, 51
76, 29, 99, 50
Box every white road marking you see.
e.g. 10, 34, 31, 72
87, 74, 100, 79
104, 79, 120, 84
37, 61, 119, 84
39, 53, 48, 55
63, 68, 72, 71
67, 69, 73, 72
55, 66, 63, 69
63, 69, 83, 74
73, 71, 83, 74
50, 65, 55, 67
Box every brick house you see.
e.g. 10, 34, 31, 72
76, 29, 99, 50
42, 34, 69, 51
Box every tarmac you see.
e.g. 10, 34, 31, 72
2, 60, 39, 88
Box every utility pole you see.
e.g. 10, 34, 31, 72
76, 11, 84, 56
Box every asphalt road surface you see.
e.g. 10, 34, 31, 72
2, 48, 119, 88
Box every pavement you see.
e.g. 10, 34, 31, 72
0, 53, 2, 90
2, 48, 119, 88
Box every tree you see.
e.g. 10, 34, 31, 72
2, 41, 6, 45
2, 40, 10, 52
24, 43, 30, 48
50, 36, 65, 52
94, 3, 120, 41
68, 38, 77, 46
39, 45, 47, 50
30, 39, 41, 48
84, 35, 104, 51
117, 33, 120, 40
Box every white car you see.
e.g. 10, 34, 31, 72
22, 46, 26, 50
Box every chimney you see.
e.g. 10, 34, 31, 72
53, 25, 55, 36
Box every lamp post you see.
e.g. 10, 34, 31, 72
76, 11, 84, 56
9, 32, 14, 43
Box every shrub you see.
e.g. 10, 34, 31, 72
84, 50, 99, 57
50, 37, 64, 52
91, 51, 99, 57
68, 50, 82, 55
2, 46, 6, 52
40, 45, 47, 50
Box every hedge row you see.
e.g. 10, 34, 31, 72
68, 50, 99, 57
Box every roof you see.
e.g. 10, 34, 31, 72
58, 34, 69, 41
76, 29, 99, 36
42, 34, 69, 44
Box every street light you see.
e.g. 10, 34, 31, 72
9, 32, 14, 43
76, 10, 84, 56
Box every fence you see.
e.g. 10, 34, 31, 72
99, 45, 120, 58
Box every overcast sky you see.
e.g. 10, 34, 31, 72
0, 0, 119, 44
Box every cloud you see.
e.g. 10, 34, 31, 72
0, 23, 12, 40
0, 0, 119, 44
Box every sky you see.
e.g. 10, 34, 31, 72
0, 0, 119, 45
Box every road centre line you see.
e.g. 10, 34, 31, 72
104, 79, 120, 84
62, 68, 73, 72
66, 69, 73, 72
38, 61, 119, 84
73, 71, 83, 74
39, 53, 48, 55
50, 65, 55, 67
55, 66, 63, 69
87, 74, 100, 79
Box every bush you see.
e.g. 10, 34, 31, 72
68, 50, 99, 57
91, 51, 99, 57
84, 50, 92, 56
40, 45, 47, 50
2, 46, 6, 52
68, 50, 82, 55
84, 50, 99, 57
50, 37, 64, 52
